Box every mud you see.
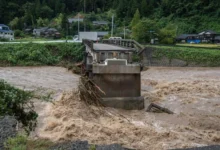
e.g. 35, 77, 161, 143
0, 67, 219, 150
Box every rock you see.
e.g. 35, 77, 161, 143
96, 143, 135, 150
172, 145, 220, 150
50, 141, 134, 150
0, 116, 17, 150
50, 141, 89, 150
72, 141, 89, 150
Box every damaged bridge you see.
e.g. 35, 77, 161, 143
83, 39, 145, 110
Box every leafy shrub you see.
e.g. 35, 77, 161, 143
0, 80, 38, 132
0, 43, 84, 66
14, 30, 25, 38
4, 134, 53, 150
0, 37, 9, 42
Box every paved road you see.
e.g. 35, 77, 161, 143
93, 43, 133, 51
0, 40, 82, 44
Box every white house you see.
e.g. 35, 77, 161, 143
0, 24, 14, 41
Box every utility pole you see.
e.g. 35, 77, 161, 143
78, 15, 80, 39
84, 0, 86, 31
111, 15, 114, 37
124, 26, 126, 39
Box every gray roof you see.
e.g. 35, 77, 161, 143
176, 34, 197, 40
198, 30, 216, 35
68, 18, 84, 23
97, 31, 108, 36
0, 24, 13, 33
0, 24, 8, 27
47, 28, 58, 32
93, 21, 108, 25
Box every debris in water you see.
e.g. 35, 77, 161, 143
146, 103, 174, 114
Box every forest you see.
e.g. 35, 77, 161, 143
0, 0, 220, 43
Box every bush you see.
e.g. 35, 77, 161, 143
14, 30, 25, 38
0, 43, 84, 66
0, 37, 9, 42
0, 80, 38, 132
4, 134, 53, 150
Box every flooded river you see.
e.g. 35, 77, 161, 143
0, 67, 219, 150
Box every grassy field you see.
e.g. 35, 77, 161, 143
148, 45, 220, 66
176, 43, 220, 48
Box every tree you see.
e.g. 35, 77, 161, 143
9, 17, 19, 29
0, 80, 38, 132
36, 17, 49, 27
39, 5, 53, 19
140, 0, 148, 16
158, 24, 177, 44
130, 9, 140, 28
132, 19, 158, 43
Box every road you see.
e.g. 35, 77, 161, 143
93, 43, 133, 51
0, 40, 82, 44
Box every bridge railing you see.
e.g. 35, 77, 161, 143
83, 39, 94, 50
102, 39, 145, 52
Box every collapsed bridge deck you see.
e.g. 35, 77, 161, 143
83, 39, 144, 110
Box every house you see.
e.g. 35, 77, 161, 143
33, 27, 60, 38
198, 30, 217, 43
33, 27, 49, 36
92, 21, 108, 26
176, 34, 200, 43
214, 36, 220, 43
68, 13, 84, 23
0, 24, 14, 41
176, 30, 220, 44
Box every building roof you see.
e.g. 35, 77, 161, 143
68, 18, 84, 23
33, 27, 49, 32
0, 29, 13, 33
215, 36, 220, 40
176, 34, 197, 40
47, 28, 58, 32
92, 21, 108, 25
97, 31, 108, 36
0, 24, 13, 33
0, 24, 9, 27
198, 30, 216, 35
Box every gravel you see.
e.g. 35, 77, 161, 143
0, 116, 17, 150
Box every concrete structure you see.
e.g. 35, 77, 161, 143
83, 40, 144, 110
0, 24, 14, 41
74, 32, 108, 42
92, 21, 108, 26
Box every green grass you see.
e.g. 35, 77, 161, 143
148, 45, 220, 66
176, 43, 220, 48
4, 134, 53, 150
0, 43, 84, 66
13, 37, 51, 42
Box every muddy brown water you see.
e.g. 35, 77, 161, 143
0, 67, 219, 150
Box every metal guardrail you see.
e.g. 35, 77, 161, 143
102, 39, 145, 52
83, 39, 146, 54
